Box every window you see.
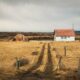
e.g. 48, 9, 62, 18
67, 36, 70, 38
61, 36, 66, 39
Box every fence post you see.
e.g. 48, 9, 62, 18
59, 56, 62, 70
16, 57, 20, 70
55, 48, 58, 58
64, 46, 67, 56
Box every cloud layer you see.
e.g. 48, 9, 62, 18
0, 0, 80, 32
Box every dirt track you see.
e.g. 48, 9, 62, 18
15, 43, 55, 80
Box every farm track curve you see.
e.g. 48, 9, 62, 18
16, 43, 65, 80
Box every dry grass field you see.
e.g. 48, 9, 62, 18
0, 41, 80, 80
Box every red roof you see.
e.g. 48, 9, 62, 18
55, 29, 75, 37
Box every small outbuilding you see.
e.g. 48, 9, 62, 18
13, 34, 28, 41
54, 29, 75, 41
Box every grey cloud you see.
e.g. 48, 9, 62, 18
0, 0, 80, 32
1, 0, 80, 16
0, 0, 80, 7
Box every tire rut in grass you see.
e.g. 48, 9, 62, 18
19, 43, 46, 79
44, 43, 54, 78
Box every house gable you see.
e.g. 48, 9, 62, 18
54, 29, 75, 41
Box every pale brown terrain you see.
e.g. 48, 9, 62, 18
0, 41, 80, 80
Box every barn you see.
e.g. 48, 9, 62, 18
54, 29, 75, 41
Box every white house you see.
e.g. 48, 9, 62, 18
54, 29, 75, 41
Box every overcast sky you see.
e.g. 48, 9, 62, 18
0, 0, 80, 32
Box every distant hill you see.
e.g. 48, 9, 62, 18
0, 32, 54, 41
0, 31, 80, 41
75, 31, 80, 34
0, 32, 53, 37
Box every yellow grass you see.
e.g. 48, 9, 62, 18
0, 41, 80, 76
0, 41, 43, 72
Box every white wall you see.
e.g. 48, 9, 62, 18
54, 36, 75, 41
